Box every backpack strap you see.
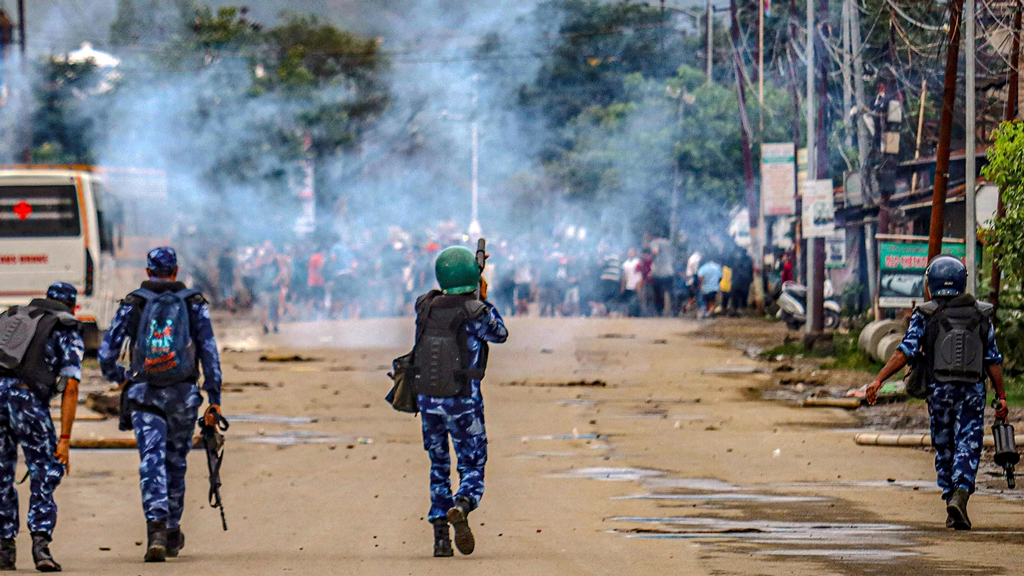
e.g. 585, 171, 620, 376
917, 300, 941, 316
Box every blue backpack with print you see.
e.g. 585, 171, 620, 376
129, 288, 198, 386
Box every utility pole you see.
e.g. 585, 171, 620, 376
910, 78, 928, 192
927, 0, 965, 263
706, 0, 714, 84
965, 0, 977, 294
16, 0, 29, 163
468, 76, 482, 237
849, 0, 878, 317
850, 0, 869, 170
809, 0, 830, 336
730, 0, 759, 314
841, 0, 853, 150
992, 1, 1021, 309
804, 0, 817, 336
788, 0, 803, 286
758, 0, 765, 131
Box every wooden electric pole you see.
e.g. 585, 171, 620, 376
927, 0, 966, 263
730, 0, 758, 308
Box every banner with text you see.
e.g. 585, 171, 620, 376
878, 239, 966, 308
801, 179, 835, 238
760, 143, 796, 216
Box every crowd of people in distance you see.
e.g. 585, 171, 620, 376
181, 225, 785, 327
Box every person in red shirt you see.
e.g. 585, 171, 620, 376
307, 248, 326, 317
637, 248, 654, 316
781, 251, 794, 284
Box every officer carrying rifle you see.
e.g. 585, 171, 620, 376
400, 243, 508, 558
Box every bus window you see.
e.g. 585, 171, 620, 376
96, 185, 124, 253
0, 185, 81, 237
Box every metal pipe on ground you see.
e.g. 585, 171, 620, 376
803, 397, 863, 409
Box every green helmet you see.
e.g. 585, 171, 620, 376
435, 246, 480, 295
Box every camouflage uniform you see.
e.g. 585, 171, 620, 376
898, 311, 1002, 499
0, 328, 83, 539
417, 301, 507, 522
99, 278, 222, 531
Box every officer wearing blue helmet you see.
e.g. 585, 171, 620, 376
99, 248, 223, 562
867, 255, 1005, 531
0, 282, 84, 572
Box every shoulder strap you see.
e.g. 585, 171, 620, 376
183, 290, 206, 306
464, 299, 488, 321
975, 301, 995, 318
917, 300, 941, 316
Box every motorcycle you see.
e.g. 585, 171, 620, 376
776, 280, 842, 331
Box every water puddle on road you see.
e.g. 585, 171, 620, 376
640, 478, 740, 491
615, 493, 828, 503
550, 467, 936, 569
613, 517, 913, 547
229, 414, 318, 425
757, 549, 918, 561
548, 467, 666, 481
238, 431, 370, 446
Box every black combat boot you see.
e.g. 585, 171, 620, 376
432, 519, 453, 558
446, 496, 475, 556
166, 527, 184, 558
946, 489, 972, 531
0, 538, 15, 571
144, 521, 167, 562
31, 533, 60, 572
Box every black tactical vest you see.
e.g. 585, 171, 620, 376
410, 291, 488, 398
0, 299, 79, 399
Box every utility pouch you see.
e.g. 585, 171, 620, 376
386, 352, 419, 414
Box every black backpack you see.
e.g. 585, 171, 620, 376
919, 295, 993, 385
0, 299, 79, 399
409, 291, 489, 398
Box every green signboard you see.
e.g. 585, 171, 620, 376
878, 239, 967, 308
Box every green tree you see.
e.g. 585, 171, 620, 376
521, 0, 691, 132
31, 60, 115, 164
981, 121, 1024, 371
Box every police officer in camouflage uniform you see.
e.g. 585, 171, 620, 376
414, 246, 507, 558
867, 255, 1006, 530
98, 248, 223, 562
0, 282, 83, 572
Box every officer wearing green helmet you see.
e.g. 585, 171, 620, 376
410, 245, 507, 558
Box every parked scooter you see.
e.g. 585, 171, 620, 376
777, 280, 842, 331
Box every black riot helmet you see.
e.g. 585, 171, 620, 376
925, 255, 967, 298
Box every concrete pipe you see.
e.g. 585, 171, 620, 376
874, 333, 903, 363
859, 320, 904, 356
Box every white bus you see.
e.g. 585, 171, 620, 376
0, 165, 171, 347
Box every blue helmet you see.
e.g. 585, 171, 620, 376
147, 247, 178, 277
925, 255, 967, 298
46, 282, 78, 310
